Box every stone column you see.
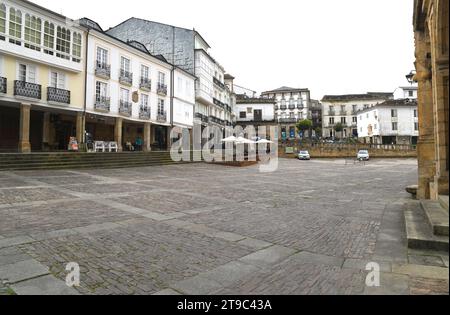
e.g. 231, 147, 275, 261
166, 126, 172, 151
18, 104, 31, 153
144, 122, 151, 152
114, 117, 123, 152
42, 112, 51, 151
76, 112, 85, 144
415, 31, 437, 200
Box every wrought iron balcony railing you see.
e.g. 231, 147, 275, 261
0, 77, 6, 94
297, 104, 304, 110
139, 106, 151, 120
213, 77, 225, 90
95, 96, 110, 112
119, 100, 132, 117
340, 111, 347, 116
278, 118, 298, 124
209, 116, 225, 125
95, 62, 111, 79
157, 83, 168, 96
328, 111, 336, 116
119, 70, 133, 86
195, 113, 209, 123
157, 111, 167, 122
280, 105, 287, 111
47, 87, 71, 104
289, 105, 296, 110
14, 81, 41, 99
139, 78, 152, 91
213, 98, 226, 108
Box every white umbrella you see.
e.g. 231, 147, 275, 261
221, 136, 237, 143
236, 137, 256, 144
256, 139, 274, 144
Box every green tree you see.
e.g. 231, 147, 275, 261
334, 123, 345, 139
296, 119, 313, 139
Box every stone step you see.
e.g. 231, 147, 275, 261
404, 201, 449, 252
439, 195, 449, 211
421, 200, 449, 236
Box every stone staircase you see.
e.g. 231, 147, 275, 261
0, 151, 199, 171
404, 195, 449, 252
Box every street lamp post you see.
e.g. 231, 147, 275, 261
406, 70, 417, 85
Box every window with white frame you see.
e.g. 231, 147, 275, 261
43, 21, 55, 55
96, 47, 108, 68
158, 72, 165, 86
140, 65, 149, 82
9, 8, 22, 45
56, 26, 71, 60
141, 93, 149, 108
392, 122, 398, 131
391, 109, 398, 118
24, 14, 41, 51
95, 81, 108, 101
18, 63, 36, 83
50, 71, 66, 90
72, 33, 82, 63
120, 57, 131, 76
177, 77, 183, 94
120, 88, 130, 105
0, 4, 6, 40
158, 99, 165, 115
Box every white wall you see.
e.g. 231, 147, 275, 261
86, 31, 172, 125
235, 103, 275, 122
173, 68, 195, 128
393, 87, 418, 100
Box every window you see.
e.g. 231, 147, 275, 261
240, 112, 247, 119
352, 105, 357, 113
392, 122, 398, 131
366, 113, 369, 119
341, 117, 346, 124
97, 47, 108, 67
56, 26, 71, 60
120, 57, 131, 75
329, 117, 335, 124
340, 105, 345, 112
158, 72, 165, 85
18, 64, 36, 83
415, 122, 419, 131
95, 81, 108, 100
374, 124, 377, 130
177, 77, 183, 94
141, 65, 149, 81
352, 117, 357, 123
120, 88, 130, 102
50, 72, 66, 89
24, 14, 41, 51
414, 109, 418, 118
247, 107, 252, 114
158, 99, 165, 115
141, 93, 149, 108
409, 91, 414, 97
0, 4, 6, 40
43, 22, 55, 55
9, 8, 22, 45
391, 109, 398, 118
72, 33, 82, 63
329, 106, 334, 112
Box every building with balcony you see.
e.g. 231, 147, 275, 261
321, 92, 393, 139
394, 85, 418, 100
234, 96, 276, 131
0, 0, 85, 152
357, 99, 419, 145
261, 87, 311, 140
106, 18, 234, 135
81, 18, 195, 151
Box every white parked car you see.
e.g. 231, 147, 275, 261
357, 150, 370, 161
298, 151, 311, 160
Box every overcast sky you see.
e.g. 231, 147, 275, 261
32, 0, 415, 100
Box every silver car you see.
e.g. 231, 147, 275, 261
298, 151, 311, 160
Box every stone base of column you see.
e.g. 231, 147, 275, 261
144, 122, 151, 152
18, 141, 31, 153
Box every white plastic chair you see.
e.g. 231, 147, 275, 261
108, 142, 118, 153
94, 141, 105, 153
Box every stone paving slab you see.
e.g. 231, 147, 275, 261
0, 259, 49, 284
11, 275, 80, 295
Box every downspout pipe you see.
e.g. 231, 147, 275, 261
82, 28, 90, 145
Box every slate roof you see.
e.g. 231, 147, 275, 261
322, 92, 393, 102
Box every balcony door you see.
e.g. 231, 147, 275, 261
254, 109, 262, 122
50, 71, 66, 89
18, 63, 36, 83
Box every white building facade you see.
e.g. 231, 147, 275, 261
81, 18, 195, 151
357, 99, 419, 145
261, 87, 311, 140
393, 85, 418, 100
321, 93, 393, 139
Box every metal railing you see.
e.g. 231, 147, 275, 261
195, 113, 209, 123
0, 77, 6, 94
139, 77, 152, 91
119, 70, 133, 85
95, 62, 111, 79
213, 77, 225, 90
119, 100, 132, 116
157, 83, 168, 96
213, 98, 226, 108
14, 81, 41, 99
95, 96, 110, 112
157, 111, 167, 122
328, 111, 336, 116
278, 118, 298, 123
139, 106, 151, 120
47, 87, 71, 104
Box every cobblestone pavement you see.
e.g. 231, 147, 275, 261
0, 158, 448, 295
